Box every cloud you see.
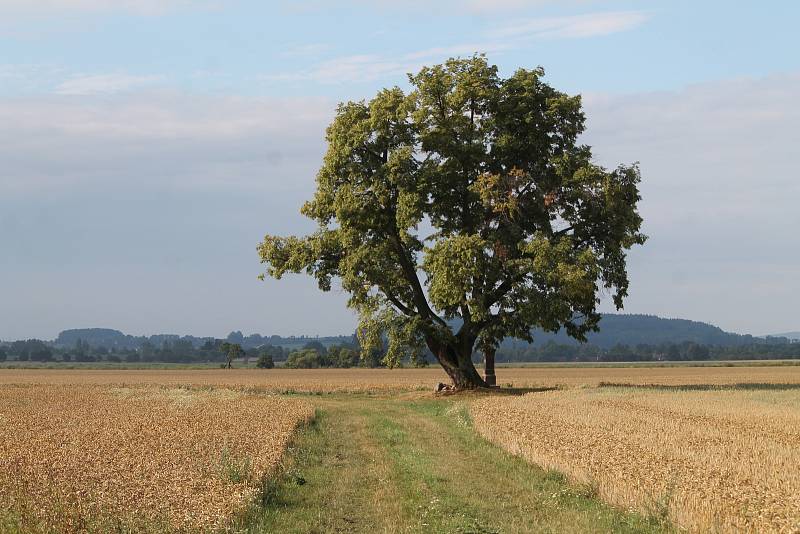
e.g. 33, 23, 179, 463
2, 73, 798, 336
463, 0, 555, 12
491, 11, 650, 40
582, 72, 800, 333
0, 91, 334, 193
54, 74, 164, 95
0, 90, 346, 340
0, 0, 216, 15
262, 55, 406, 85
295, 0, 557, 15
279, 43, 332, 58
265, 11, 648, 85
264, 43, 509, 85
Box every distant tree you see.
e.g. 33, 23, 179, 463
685, 342, 710, 360
227, 331, 245, 344
258, 56, 646, 388
72, 338, 89, 362
301, 341, 327, 355
327, 344, 359, 368
540, 341, 573, 362
411, 351, 429, 367
254, 344, 286, 364
256, 351, 274, 369
359, 349, 385, 369
666, 343, 681, 361
0, 348, 6, 362
220, 342, 244, 369
284, 349, 324, 369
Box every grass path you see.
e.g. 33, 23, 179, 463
238, 394, 670, 534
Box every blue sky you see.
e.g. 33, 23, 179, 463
1, 1, 798, 339
3, 1, 800, 98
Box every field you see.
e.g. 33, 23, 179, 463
1, 365, 799, 533
471, 386, 800, 532
0, 385, 312, 531
1, 365, 799, 392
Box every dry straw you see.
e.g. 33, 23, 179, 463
471, 387, 800, 533
1, 365, 799, 392
0, 385, 313, 530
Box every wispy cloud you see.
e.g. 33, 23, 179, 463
297, 0, 557, 15
264, 46, 506, 85
263, 55, 413, 85
54, 74, 164, 95
0, 0, 218, 16
492, 11, 650, 40
280, 43, 332, 58
463, 0, 553, 12
0, 91, 333, 193
264, 11, 648, 85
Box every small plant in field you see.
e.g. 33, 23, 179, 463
575, 478, 600, 500
644, 484, 674, 528
218, 448, 254, 484
543, 469, 566, 484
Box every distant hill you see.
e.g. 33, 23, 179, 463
500, 314, 786, 349
30, 315, 796, 352
770, 332, 800, 341
55, 328, 140, 349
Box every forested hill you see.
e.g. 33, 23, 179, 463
49, 314, 794, 352
771, 332, 800, 341
500, 314, 789, 349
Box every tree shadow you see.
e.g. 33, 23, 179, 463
598, 382, 800, 392
484, 386, 559, 396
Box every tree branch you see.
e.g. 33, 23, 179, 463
381, 285, 416, 316
387, 231, 448, 329
485, 277, 514, 308
554, 225, 574, 237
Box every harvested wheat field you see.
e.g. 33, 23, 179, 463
1, 364, 799, 392
0, 385, 313, 531
471, 386, 800, 533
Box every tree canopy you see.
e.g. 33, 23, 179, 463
258, 56, 646, 388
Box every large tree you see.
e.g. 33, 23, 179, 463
258, 56, 646, 388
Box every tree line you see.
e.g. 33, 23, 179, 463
495, 340, 800, 363
0, 338, 409, 368
2, 336, 798, 365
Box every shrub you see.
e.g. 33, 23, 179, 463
256, 353, 274, 369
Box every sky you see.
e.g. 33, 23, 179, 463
1, 0, 798, 340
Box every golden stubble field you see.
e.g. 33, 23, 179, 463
471, 386, 800, 533
0, 385, 313, 531
1, 366, 799, 532
1, 365, 799, 392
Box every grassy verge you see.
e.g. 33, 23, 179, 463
236, 394, 672, 533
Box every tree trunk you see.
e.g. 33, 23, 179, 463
426, 337, 487, 389
484, 347, 496, 387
